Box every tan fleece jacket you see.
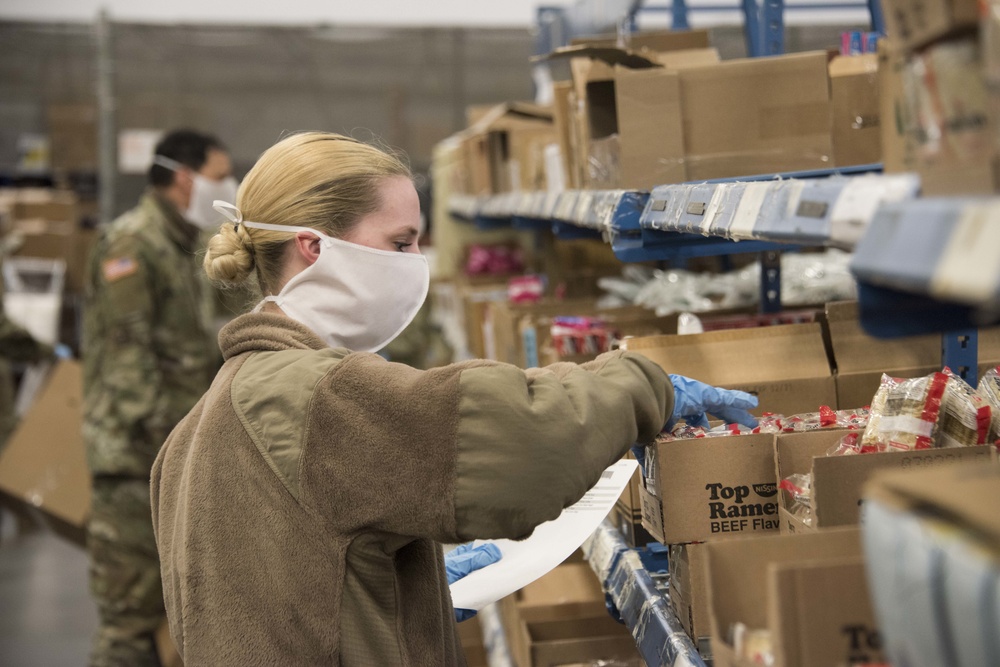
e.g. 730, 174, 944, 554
151, 313, 672, 666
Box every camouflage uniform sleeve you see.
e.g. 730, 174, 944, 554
91, 235, 174, 447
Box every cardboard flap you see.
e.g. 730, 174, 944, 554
829, 53, 878, 78
865, 459, 1000, 546
652, 48, 721, 71
813, 444, 994, 527
825, 301, 941, 373
774, 430, 849, 494
706, 528, 863, 645
468, 102, 554, 134
535, 46, 661, 69
622, 323, 833, 385
0, 360, 90, 527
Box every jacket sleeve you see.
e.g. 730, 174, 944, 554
87, 236, 173, 447
298, 350, 671, 543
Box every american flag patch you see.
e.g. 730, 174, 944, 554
102, 256, 139, 282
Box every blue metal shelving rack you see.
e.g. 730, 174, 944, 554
583, 521, 706, 667
536, 0, 886, 59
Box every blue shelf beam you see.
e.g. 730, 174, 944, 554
942, 330, 979, 383
585, 521, 707, 667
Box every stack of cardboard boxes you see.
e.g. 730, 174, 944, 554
445, 28, 888, 199
0, 188, 97, 295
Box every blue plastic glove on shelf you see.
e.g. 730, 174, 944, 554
54, 344, 73, 360
445, 542, 503, 623
668, 374, 759, 430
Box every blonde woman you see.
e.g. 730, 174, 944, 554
150, 132, 756, 665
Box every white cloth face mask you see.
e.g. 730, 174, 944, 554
153, 155, 239, 231
213, 201, 429, 353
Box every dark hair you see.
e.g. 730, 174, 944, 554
149, 129, 226, 187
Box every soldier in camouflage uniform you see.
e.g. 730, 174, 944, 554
83, 130, 228, 666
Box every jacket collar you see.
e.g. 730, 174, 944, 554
143, 190, 201, 253
220, 312, 328, 360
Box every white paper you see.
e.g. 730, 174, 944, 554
448, 458, 637, 611
118, 129, 164, 174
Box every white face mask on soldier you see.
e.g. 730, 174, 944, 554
214, 202, 429, 353
152, 155, 238, 231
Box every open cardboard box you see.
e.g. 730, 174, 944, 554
823, 301, 1000, 410
0, 360, 90, 542
500, 563, 635, 667
513, 615, 640, 667
706, 528, 884, 667
622, 322, 837, 417
774, 429, 997, 534
639, 433, 780, 545
462, 102, 556, 195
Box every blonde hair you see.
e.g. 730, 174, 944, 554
204, 132, 411, 293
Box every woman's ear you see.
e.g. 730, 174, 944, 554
293, 231, 322, 266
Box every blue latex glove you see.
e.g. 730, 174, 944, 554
668, 374, 759, 429
446, 543, 503, 623
54, 344, 73, 360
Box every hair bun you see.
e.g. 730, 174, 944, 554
204, 224, 255, 285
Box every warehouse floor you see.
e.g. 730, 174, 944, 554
0, 511, 96, 666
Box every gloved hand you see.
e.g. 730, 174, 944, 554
446, 543, 503, 623
668, 374, 759, 429
54, 344, 73, 360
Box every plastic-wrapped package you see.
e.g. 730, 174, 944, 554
937, 369, 993, 448
778, 473, 814, 527
550, 316, 614, 357
978, 366, 1000, 443
860, 370, 992, 451
731, 623, 775, 666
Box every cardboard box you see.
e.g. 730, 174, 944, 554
463, 103, 556, 195
863, 460, 1000, 667
669, 543, 711, 643
880, 36, 997, 195
706, 528, 884, 667
0, 360, 90, 541
823, 301, 1000, 409
514, 616, 640, 667
622, 323, 837, 418
598, 49, 723, 188
774, 429, 996, 534
640, 433, 780, 545
829, 54, 881, 167
500, 563, 632, 667
47, 103, 98, 173
679, 52, 833, 181
11, 219, 98, 294
542, 31, 715, 189
882, 0, 979, 52
456, 280, 510, 359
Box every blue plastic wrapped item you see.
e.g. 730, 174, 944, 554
643, 184, 694, 232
